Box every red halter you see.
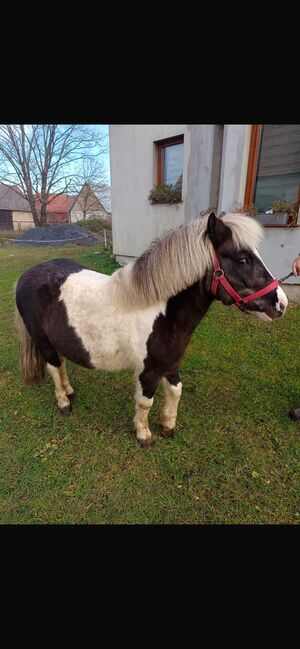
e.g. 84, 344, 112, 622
211, 249, 279, 308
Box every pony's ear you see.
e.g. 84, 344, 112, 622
207, 212, 230, 248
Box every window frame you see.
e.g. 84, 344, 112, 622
244, 124, 300, 215
244, 125, 262, 207
155, 135, 184, 187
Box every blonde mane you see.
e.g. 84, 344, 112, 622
112, 213, 264, 308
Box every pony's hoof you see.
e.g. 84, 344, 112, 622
67, 391, 75, 400
289, 407, 300, 420
59, 404, 72, 415
160, 427, 175, 438
138, 437, 154, 448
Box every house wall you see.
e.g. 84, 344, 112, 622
184, 125, 223, 221
110, 124, 300, 293
12, 211, 34, 231
216, 125, 300, 289
70, 185, 111, 223
260, 228, 300, 291
71, 189, 100, 215
47, 212, 68, 223
109, 125, 189, 263
217, 125, 251, 214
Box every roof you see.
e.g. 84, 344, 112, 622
35, 193, 77, 214
0, 183, 31, 211
91, 184, 111, 213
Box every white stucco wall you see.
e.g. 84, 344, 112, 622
12, 211, 34, 231
109, 125, 189, 261
260, 228, 300, 285
218, 125, 251, 214
184, 125, 218, 221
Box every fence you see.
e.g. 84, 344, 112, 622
90, 228, 112, 247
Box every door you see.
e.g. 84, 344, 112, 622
0, 209, 13, 231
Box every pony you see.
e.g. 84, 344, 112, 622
15, 212, 288, 446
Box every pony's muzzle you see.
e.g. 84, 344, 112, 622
276, 287, 288, 317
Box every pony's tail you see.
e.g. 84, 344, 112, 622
15, 302, 45, 385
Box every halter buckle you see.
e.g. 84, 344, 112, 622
214, 269, 224, 278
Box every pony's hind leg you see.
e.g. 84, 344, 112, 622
47, 362, 71, 413
59, 357, 75, 399
133, 371, 160, 447
160, 372, 182, 438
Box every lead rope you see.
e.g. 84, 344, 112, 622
279, 272, 294, 283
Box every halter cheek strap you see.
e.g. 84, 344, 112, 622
211, 249, 279, 308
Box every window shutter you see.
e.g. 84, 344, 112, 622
258, 125, 300, 177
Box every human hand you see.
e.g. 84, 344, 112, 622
292, 255, 300, 276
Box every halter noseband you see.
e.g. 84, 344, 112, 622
211, 249, 279, 308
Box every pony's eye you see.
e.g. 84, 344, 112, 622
237, 258, 247, 264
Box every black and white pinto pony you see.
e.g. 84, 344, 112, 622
15, 213, 288, 446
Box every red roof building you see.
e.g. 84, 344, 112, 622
35, 194, 76, 223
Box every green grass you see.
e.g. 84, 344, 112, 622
0, 241, 299, 524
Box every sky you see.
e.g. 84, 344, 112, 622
1, 124, 111, 189
95, 124, 110, 183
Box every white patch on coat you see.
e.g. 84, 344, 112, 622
133, 380, 153, 441
58, 269, 166, 373
160, 379, 183, 431
253, 248, 288, 315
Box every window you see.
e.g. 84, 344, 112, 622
245, 125, 300, 213
156, 136, 184, 193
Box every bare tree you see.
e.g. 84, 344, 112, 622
70, 158, 108, 220
0, 125, 108, 227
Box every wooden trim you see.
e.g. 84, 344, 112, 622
155, 135, 184, 186
296, 183, 300, 213
263, 224, 300, 228
244, 125, 262, 206
157, 145, 163, 185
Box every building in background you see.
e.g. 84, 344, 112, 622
0, 183, 33, 231
70, 183, 111, 222
35, 194, 76, 223
109, 124, 300, 296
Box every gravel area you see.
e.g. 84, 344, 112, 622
12, 223, 99, 246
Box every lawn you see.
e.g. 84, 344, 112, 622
0, 241, 299, 524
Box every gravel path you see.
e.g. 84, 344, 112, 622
12, 223, 99, 246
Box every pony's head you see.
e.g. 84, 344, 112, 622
206, 212, 288, 321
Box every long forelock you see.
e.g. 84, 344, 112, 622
222, 213, 264, 251
112, 213, 264, 308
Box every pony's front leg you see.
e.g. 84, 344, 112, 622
160, 373, 182, 438
133, 372, 160, 447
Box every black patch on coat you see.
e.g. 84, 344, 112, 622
139, 281, 213, 398
16, 258, 94, 368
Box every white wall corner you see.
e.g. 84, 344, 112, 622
218, 125, 251, 214
184, 125, 216, 221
